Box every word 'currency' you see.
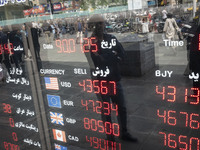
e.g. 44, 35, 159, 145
40, 69, 65, 75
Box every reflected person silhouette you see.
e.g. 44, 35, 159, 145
31, 22, 41, 61
86, 15, 138, 142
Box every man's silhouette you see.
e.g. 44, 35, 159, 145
86, 14, 138, 142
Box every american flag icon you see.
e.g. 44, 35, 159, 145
44, 77, 59, 90
50, 112, 64, 126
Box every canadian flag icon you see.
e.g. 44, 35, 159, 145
52, 129, 67, 142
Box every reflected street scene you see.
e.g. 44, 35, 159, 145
1, 0, 200, 150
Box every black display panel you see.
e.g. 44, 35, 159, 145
1, 1, 200, 150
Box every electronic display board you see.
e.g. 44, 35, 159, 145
1, 2, 200, 150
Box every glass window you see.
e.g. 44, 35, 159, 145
1, 0, 200, 150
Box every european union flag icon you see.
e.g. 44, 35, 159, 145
47, 95, 62, 108
55, 143, 67, 150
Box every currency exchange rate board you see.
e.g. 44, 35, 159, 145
1, 11, 200, 150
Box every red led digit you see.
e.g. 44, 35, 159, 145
2, 103, 12, 114
4, 44, 12, 54
179, 135, 188, 150
7, 104, 12, 113
90, 37, 98, 52
56, 40, 62, 53
0, 45, 2, 55
198, 34, 200, 51
111, 103, 118, 116
157, 109, 166, 123
11, 144, 14, 150
100, 139, 106, 150
190, 88, 200, 105
79, 80, 86, 91
93, 137, 99, 149
12, 132, 18, 141
96, 101, 102, 114
167, 86, 176, 102
81, 100, 88, 110
4, 44, 9, 54
84, 118, 90, 130
107, 141, 113, 150
9, 118, 15, 127
97, 120, 104, 133
93, 80, 100, 94
105, 122, 112, 135
15, 145, 20, 150
8, 143, 12, 150
185, 88, 188, 103
82, 38, 89, 53
167, 110, 177, 126
86, 136, 92, 147
180, 112, 188, 127
109, 81, 116, 95
103, 102, 110, 115
62, 39, 69, 53
101, 80, 108, 95
9, 143, 12, 150
168, 133, 177, 149
4, 142, 8, 150
86, 79, 93, 93
112, 123, 120, 137
69, 39, 75, 53
114, 142, 117, 150
118, 143, 122, 150
190, 137, 199, 150
91, 119, 97, 131
156, 86, 165, 100
190, 113, 199, 129
89, 100, 95, 112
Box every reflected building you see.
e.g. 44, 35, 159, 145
0, 1, 32, 20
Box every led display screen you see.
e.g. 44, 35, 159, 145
1, 1, 200, 150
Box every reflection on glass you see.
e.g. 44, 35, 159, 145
2, 1, 200, 150
86, 14, 138, 144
